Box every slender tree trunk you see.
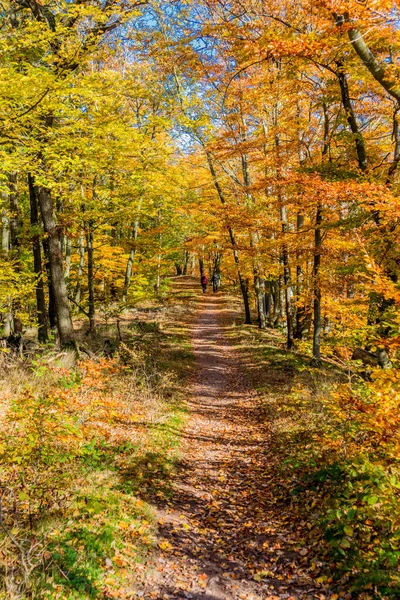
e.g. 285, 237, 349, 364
155, 251, 162, 294
271, 280, 281, 327
312, 204, 322, 365
250, 232, 266, 329
322, 102, 330, 158
280, 203, 294, 349
74, 235, 85, 305
42, 238, 57, 330
294, 212, 306, 339
282, 245, 293, 349
183, 250, 190, 275
199, 257, 204, 278
228, 226, 251, 324
387, 104, 400, 183
240, 274, 252, 324
274, 102, 293, 348
123, 199, 142, 302
265, 284, 274, 327
64, 236, 71, 282
123, 233, 138, 299
37, 186, 74, 346
205, 149, 251, 323
28, 175, 48, 343
255, 275, 266, 329
336, 64, 367, 172
1, 210, 9, 253
1, 205, 12, 335
2, 173, 21, 335
155, 210, 162, 294
85, 225, 96, 334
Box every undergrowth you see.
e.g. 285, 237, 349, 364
0, 304, 194, 599
233, 325, 400, 600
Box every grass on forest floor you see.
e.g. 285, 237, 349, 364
229, 321, 400, 599
0, 285, 196, 600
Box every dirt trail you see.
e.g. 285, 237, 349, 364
144, 279, 320, 600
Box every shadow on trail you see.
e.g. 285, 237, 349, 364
120, 281, 319, 600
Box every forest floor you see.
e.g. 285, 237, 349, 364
1, 277, 388, 599
137, 277, 340, 600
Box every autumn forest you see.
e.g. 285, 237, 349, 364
0, 1, 400, 599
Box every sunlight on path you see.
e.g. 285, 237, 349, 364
143, 279, 323, 600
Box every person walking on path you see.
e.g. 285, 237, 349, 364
201, 274, 208, 293
211, 272, 221, 293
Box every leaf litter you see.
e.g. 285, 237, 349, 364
137, 282, 342, 600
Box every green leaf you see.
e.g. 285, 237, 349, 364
367, 495, 379, 505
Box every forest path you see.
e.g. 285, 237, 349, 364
143, 278, 319, 600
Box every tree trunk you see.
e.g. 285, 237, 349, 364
64, 236, 71, 282
282, 243, 294, 349
255, 275, 266, 329
37, 185, 74, 346
28, 175, 48, 343
42, 234, 57, 330
1, 206, 12, 335
294, 212, 306, 339
1, 210, 9, 253
183, 250, 190, 275
155, 210, 162, 294
199, 257, 205, 278
274, 102, 293, 348
74, 235, 85, 306
271, 280, 281, 327
312, 204, 322, 365
336, 64, 367, 172
86, 225, 96, 334
123, 200, 142, 302
205, 148, 251, 323
240, 274, 252, 325
265, 284, 273, 327
280, 202, 294, 349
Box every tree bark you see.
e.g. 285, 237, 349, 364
294, 212, 306, 339
255, 275, 266, 329
74, 235, 85, 306
265, 286, 273, 327
64, 236, 71, 282
343, 20, 400, 104
85, 225, 96, 334
274, 102, 294, 347
42, 237, 57, 330
183, 250, 190, 275
312, 204, 322, 365
199, 257, 205, 278
387, 104, 400, 183
37, 185, 74, 346
1, 210, 9, 253
28, 175, 48, 342
336, 64, 367, 172
123, 199, 142, 302
1, 203, 12, 334
155, 209, 162, 294
123, 232, 139, 297
279, 201, 294, 348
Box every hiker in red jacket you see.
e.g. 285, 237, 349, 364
200, 274, 208, 293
